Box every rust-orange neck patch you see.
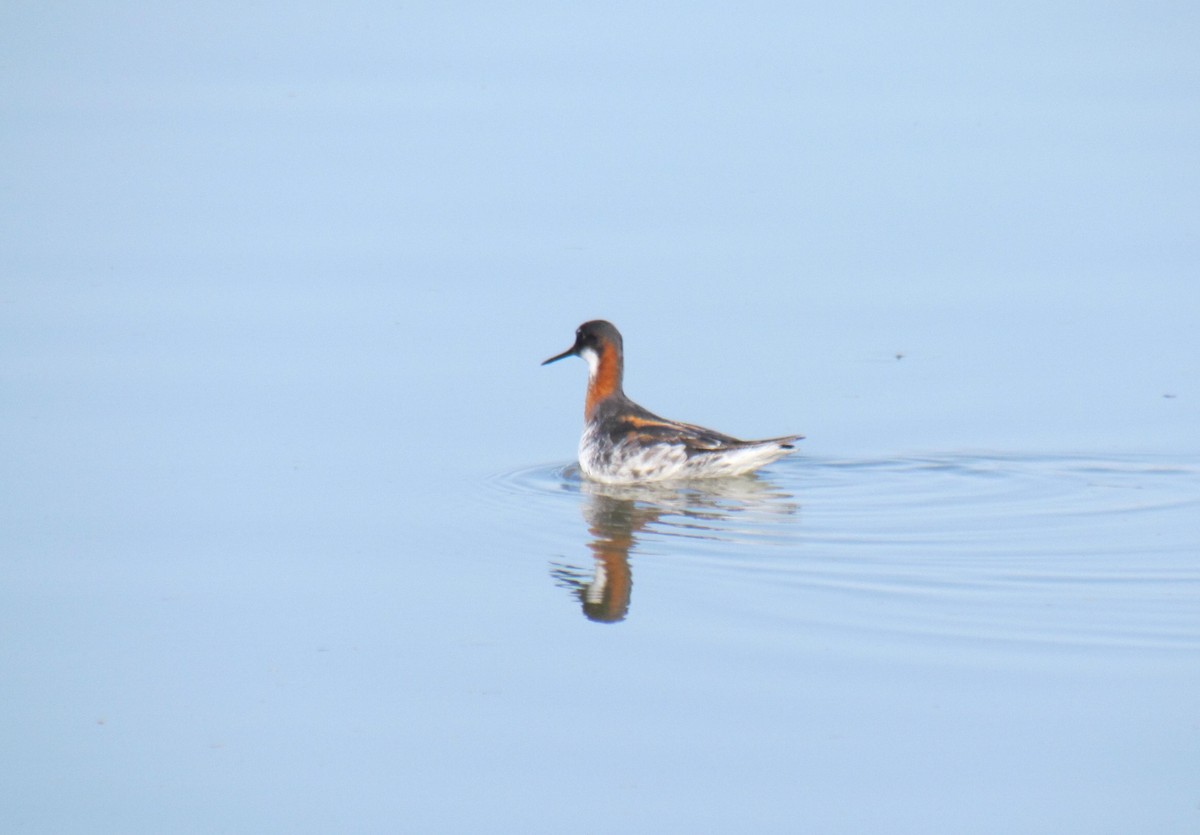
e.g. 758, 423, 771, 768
584, 344, 622, 419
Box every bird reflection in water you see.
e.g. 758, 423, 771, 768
551, 473, 797, 623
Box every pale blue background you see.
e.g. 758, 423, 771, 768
3, 3, 1198, 833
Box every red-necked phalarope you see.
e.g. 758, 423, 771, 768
542, 320, 802, 483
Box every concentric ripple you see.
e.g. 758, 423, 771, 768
489, 453, 1198, 556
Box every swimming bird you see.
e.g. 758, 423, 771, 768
542, 320, 802, 483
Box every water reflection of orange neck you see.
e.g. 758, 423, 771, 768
583, 525, 633, 623
585, 344, 623, 420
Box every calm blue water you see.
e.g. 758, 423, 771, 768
3, 3, 1199, 833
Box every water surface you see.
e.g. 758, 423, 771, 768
3, 2, 1199, 833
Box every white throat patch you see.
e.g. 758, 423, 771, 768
580, 346, 601, 378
